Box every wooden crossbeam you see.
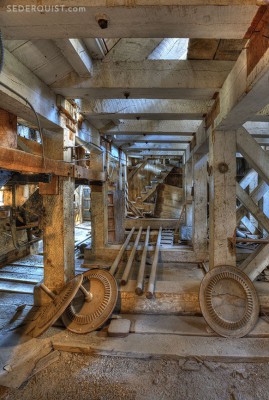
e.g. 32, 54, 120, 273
0, 146, 105, 181
128, 159, 148, 180
236, 183, 269, 233
241, 243, 269, 281
237, 181, 269, 225
237, 127, 269, 186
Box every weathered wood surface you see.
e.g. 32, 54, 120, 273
208, 130, 236, 269
52, 330, 269, 363
0, 146, 105, 181
236, 183, 269, 233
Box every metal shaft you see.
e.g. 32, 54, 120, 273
79, 284, 93, 302
121, 226, 143, 285
146, 227, 162, 299
40, 283, 56, 300
110, 227, 135, 276
135, 226, 150, 295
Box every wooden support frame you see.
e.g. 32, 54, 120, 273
0, 146, 105, 182
146, 227, 162, 299
236, 183, 269, 233
208, 130, 236, 269
236, 181, 269, 225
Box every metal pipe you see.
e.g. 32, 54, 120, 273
146, 227, 162, 299
121, 227, 143, 285
136, 226, 150, 295
75, 136, 103, 154
110, 227, 135, 276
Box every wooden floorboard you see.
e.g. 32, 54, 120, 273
51, 329, 269, 363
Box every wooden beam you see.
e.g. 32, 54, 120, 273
136, 226, 150, 296
128, 159, 148, 180
237, 127, 269, 187
209, 130, 236, 269
83, 99, 211, 118
0, 108, 17, 148
0, 146, 105, 181
121, 227, 143, 286
239, 169, 257, 190
146, 227, 162, 299
193, 154, 208, 254
54, 39, 93, 77
214, 9, 269, 129
0, 4, 258, 40
241, 215, 257, 235
236, 181, 269, 225
110, 228, 135, 276
241, 243, 269, 281
236, 183, 269, 233
52, 60, 234, 100
0, 49, 60, 130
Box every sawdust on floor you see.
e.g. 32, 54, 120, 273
1, 352, 269, 400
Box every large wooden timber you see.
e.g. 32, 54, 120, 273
0, 145, 105, 181
52, 60, 234, 100
125, 218, 178, 230
0, 3, 258, 40
241, 243, 269, 281
237, 128, 269, 187
0, 108, 17, 148
236, 183, 269, 234
208, 130, 236, 269
193, 154, 208, 254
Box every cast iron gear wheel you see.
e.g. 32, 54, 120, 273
62, 269, 118, 334
199, 265, 259, 338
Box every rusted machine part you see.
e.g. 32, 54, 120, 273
24, 274, 83, 338
121, 226, 143, 285
110, 227, 135, 276
136, 226, 150, 295
199, 266, 260, 338
146, 227, 162, 299
62, 269, 118, 334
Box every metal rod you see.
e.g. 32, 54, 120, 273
79, 284, 93, 302
146, 227, 162, 299
110, 227, 135, 276
136, 226, 150, 295
121, 226, 143, 285
40, 283, 56, 300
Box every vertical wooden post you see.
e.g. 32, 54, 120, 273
41, 129, 75, 295
90, 183, 106, 257
249, 172, 258, 230
183, 157, 193, 240
208, 130, 236, 269
193, 153, 208, 255
0, 108, 17, 148
43, 176, 75, 292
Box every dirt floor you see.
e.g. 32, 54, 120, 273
0, 352, 269, 400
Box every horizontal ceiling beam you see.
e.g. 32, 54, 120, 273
102, 120, 202, 134
81, 99, 212, 120
128, 151, 185, 157
0, 48, 60, 130
243, 122, 269, 136
51, 60, 234, 100
113, 135, 192, 143
126, 145, 188, 151
0, 4, 257, 39
214, 10, 269, 129
54, 39, 93, 77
